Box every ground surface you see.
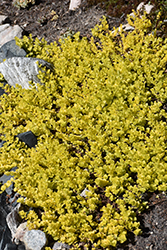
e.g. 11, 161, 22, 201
0, 0, 123, 44
0, 0, 167, 249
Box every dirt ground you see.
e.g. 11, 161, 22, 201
0, 0, 124, 44
0, 0, 167, 249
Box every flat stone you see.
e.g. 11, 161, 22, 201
0, 25, 23, 47
23, 230, 47, 250
0, 40, 27, 63
0, 57, 53, 89
53, 242, 71, 250
16, 131, 37, 148
6, 203, 22, 240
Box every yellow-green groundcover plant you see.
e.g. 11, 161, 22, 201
0, 12, 167, 249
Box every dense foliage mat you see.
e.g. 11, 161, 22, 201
0, 12, 167, 249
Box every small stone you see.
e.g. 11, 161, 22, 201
80, 188, 90, 198
137, 2, 154, 14
6, 203, 22, 240
53, 242, 71, 250
16, 131, 37, 148
69, 0, 81, 10
23, 230, 47, 250
0, 25, 23, 47
122, 23, 135, 32
144, 4, 154, 14
14, 222, 28, 244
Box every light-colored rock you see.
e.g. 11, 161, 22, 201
14, 222, 28, 244
6, 203, 22, 240
80, 188, 90, 198
23, 230, 47, 250
0, 57, 53, 89
112, 23, 135, 35
0, 15, 9, 25
122, 23, 135, 32
0, 25, 23, 47
69, 0, 81, 10
53, 242, 71, 250
137, 2, 154, 14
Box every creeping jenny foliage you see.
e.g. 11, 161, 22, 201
0, 12, 167, 249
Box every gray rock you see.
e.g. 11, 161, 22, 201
0, 226, 13, 250
16, 131, 37, 148
0, 40, 27, 63
23, 230, 47, 250
4, 243, 17, 250
0, 57, 53, 89
0, 192, 13, 250
6, 203, 22, 240
0, 24, 23, 47
53, 242, 71, 250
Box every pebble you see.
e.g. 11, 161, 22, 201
23, 230, 47, 250
6, 204, 22, 240
53, 242, 71, 250
14, 222, 28, 244
0, 15, 23, 47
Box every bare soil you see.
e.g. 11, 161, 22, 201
0, 0, 167, 249
0, 0, 124, 44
